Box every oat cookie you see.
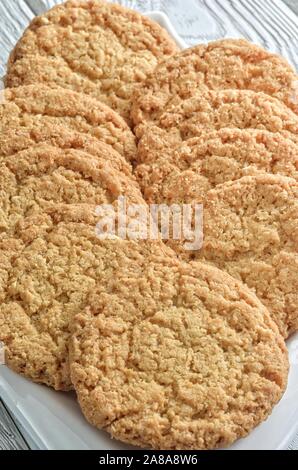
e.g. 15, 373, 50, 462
6, 0, 178, 125
0, 142, 146, 390
0, 142, 143, 232
134, 89, 298, 147
70, 259, 288, 449
0, 85, 137, 161
0, 125, 136, 177
189, 175, 298, 339
135, 128, 298, 204
1, 223, 172, 392
132, 38, 298, 135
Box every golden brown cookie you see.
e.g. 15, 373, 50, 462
0, 85, 137, 162
6, 0, 178, 125
0, 141, 147, 390
0, 124, 136, 177
132, 38, 298, 135
134, 89, 298, 146
70, 258, 288, 450
182, 175, 297, 340
135, 128, 298, 204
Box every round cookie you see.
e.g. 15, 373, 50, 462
0, 142, 147, 390
135, 89, 298, 148
0, 85, 137, 162
135, 128, 298, 204
0, 142, 142, 237
1, 219, 172, 392
189, 175, 298, 340
6, 0, 178, 125
70, 259, 288, 450
131, 38, 298, 135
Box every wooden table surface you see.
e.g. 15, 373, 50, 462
0, 0, 297, 451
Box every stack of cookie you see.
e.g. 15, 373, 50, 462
132, 41, 298, 340
0, 0, 297, 450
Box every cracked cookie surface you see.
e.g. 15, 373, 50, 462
132, 38, 298, 135
135, 128, 298, 204
0, 141, 147, 390
183, 175, 298, 339
0, 124, 137, 176
0, 85, 137, 162
134, 89, 298, 147
6, 0, 178, 125
70, 259, 288, 449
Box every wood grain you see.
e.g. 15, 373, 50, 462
0, 399, 29, 450
284, 0, 298, 14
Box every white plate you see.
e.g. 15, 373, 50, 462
0, 11, 298, 451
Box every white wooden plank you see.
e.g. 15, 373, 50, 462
25, 0, 51, 15
0, 0, 35, 76
0, 399, 29, 450
284, 0, 298, 14
41, 0, 61, 8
